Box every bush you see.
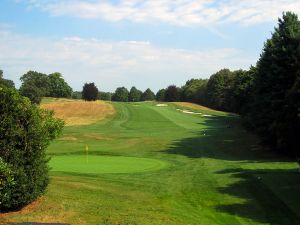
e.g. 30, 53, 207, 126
0, 158, 15, 209
0, 87, 64, 211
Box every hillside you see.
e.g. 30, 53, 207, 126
41, 98, 115, 126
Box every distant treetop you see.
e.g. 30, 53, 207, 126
82, 82, 99, 101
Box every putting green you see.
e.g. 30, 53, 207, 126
50, 155, 168, 174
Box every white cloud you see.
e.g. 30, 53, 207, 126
0, 29, 254, 91
17, 0, 300, 26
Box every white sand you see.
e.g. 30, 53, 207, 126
176, 109, 202, 115
176, 108, 213, 117
156, 104, 168, 107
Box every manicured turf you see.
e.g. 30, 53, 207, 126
1, 100, 300, 225
50, 155, 168, 174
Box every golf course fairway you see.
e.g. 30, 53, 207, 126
50, 155, 168, 174
2, 100, 300, 225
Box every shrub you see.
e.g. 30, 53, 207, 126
0, 87, 64, 211
0, 158, 15, 209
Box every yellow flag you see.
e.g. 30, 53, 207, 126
85, 145, 89, 163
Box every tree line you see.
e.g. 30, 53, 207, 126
79, 84, 157, 102
0, 68, 249, 108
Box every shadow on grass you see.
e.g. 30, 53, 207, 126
164, 114, 292, 162
162, 114, 300, 224
215, 168, 300, 225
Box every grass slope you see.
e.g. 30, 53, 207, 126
1, 101, 300, 225
41, 99, 115, 126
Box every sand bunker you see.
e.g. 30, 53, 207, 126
176, 108, 214, 117
176, 109, 202, 115
156, 104, 168, 107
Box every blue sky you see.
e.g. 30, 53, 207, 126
1, 0, 299, 92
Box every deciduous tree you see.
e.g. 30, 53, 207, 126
181, 79, 208, 104
0, 70, 15, 89
165, 85, 180, 102
112, 87, 129, 102
141, 88, 155, 101
19, 71, 50, 104
48, 72, 73, 98
156, 89, 166, 101
205, 69, 235, 111
82, 83, 99, 101
129, 87, 142, 102
99, 91, 112, 101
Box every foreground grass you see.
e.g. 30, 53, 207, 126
1, 101, 300, 225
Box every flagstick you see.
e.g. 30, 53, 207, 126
85, 144, 89, 163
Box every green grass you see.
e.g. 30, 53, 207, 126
50, 155, 168, 174
2, 101, 300, 225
